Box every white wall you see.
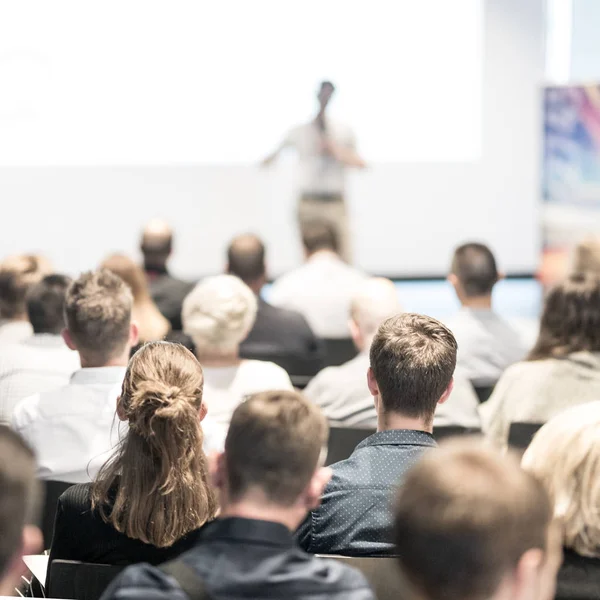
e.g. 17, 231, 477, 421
570, 0, 600, 81
0, 0, 545, 279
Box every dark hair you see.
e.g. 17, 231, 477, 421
225, 390, 328, 506
395, 440, 552, 600
227, 234, 266, 284
369, 313, 457, 423
26, 274, 71, 334
451, 243, 498, 297
0, 427, 39, 577
0, 255, 49, 319
320, 80, 335, 92
301, 220, 338, 255
528, 273, 600, 361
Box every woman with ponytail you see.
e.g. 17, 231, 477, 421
48, 341, 218, 567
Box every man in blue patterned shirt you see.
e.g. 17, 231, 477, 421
297, 312, 457, 556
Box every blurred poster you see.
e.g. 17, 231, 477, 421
541, 85, 600, 285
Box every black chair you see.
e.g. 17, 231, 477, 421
41, 480, 74, 550
47, 560, 124, 600
323, 556, 406, 600
326, 426, 375, 466
508, 422, 544, 451
433, 425, 482, 442
322, 338, 358, 367
474, 385, 495, 403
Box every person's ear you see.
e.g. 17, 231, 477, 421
116, 396, 127, 422
199, 401, 208, 422
447, 273, 459, 288
367, 367, 379, 397
61, 328, 77, 351
305, 467, 332, 511
512, 548, 545, 600
129, 322, 139, 347
209, 452, 226, 491
22, 525, 43, 557
349, 318, 362, 349
497, 271, 506, 283
438, 378, 454, 405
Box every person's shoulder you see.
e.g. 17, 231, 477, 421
59, 482, 94, 511
308, 555, 376, 598
100, 562, 188, 600
11, 392, 44, 429
243, 360, 293, 386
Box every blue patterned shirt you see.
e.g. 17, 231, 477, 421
297, 429, 437, 556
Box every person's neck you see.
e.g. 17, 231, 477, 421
307, 248, 337, 262
377, 410, 432, 434
79, 351, 130, 369
143, 261, 168, 275
195, 350, 241, 368
3, 314, 28, 323
461, 295, 493, 310
219, 497, 303, 533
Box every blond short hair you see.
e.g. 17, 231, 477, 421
523, 401, 600, 557
182, 275, 257, 355
572, 237, 600, 277
0, 254, 51, 319
65, 270, 133, 363
225, 390, 328, 505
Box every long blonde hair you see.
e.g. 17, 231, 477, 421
101, 254, 170, 343
91, 342, 218, 547
522, 401, 600, 557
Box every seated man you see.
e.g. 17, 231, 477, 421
12, 270, 138, 483
0, 254, 50, 343
227, 234, 322, 364
0, 426, 43, 596
446, 243, 526, 387
0, 275, 80, 422
101, 391, 375, 600
269, 220, 365, 339
298, 312, 456, 556
395, 439, 561, 600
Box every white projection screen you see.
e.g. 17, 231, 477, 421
0, 0, 543, 278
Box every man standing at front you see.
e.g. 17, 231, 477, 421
263, 81, 365, 263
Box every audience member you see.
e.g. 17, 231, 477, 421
297, 312, 456, 556
447, 242, 526, 387
395, 439, 561, 600
0, 427, 43, 597
226, 234, 322, 361
11, 270, 138, 482
49, 342, 218, 571
0, 254, 51, 343
102, 253, 170, 343
101, 391, 375, 600
523, 402, 600, 600
269, 220, 365, 338
481, 273, 600, 448
0, 275, 79, 423
141, 219, 194, 331
183, 275, 293, 426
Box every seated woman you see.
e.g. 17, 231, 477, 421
48, 342, 218, 569
182, 275, 293, 426
523, 402, 600, 600
101, 254, 170, 344
480, 274, 600, 447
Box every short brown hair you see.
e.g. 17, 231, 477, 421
301, 220, 338, 255
528, 273, 600, 361
370, 313, 457, 422
64, 270, 133, 363
0, 254, 51, 319
225, 390, 328, 506
395, 440, 552, 600
451, 243, 498, 297
0, 427, 39, 578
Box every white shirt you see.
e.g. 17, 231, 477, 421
202, 359, 293, 426
0, 334, 80, 423
445, 308, 528, 386
11, 366, 127, 483
284, 119, 356, 195
0, 320, 33, 344
269, 251, 366, 338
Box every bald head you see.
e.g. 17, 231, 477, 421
227, 234, 266, 294
350, 278, 401, 345
141, 219, 173, 269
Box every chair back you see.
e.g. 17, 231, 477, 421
322, 338, 358, 367
508, 422, 544, 451
326, 426, 375, 466
433, 425, 482, 442
47, 559, 124, 600
41, 480, 74, 549
323, 556, 406, 600
474, 385, 495, 403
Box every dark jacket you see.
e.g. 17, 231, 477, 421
146, 269, 194, 331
